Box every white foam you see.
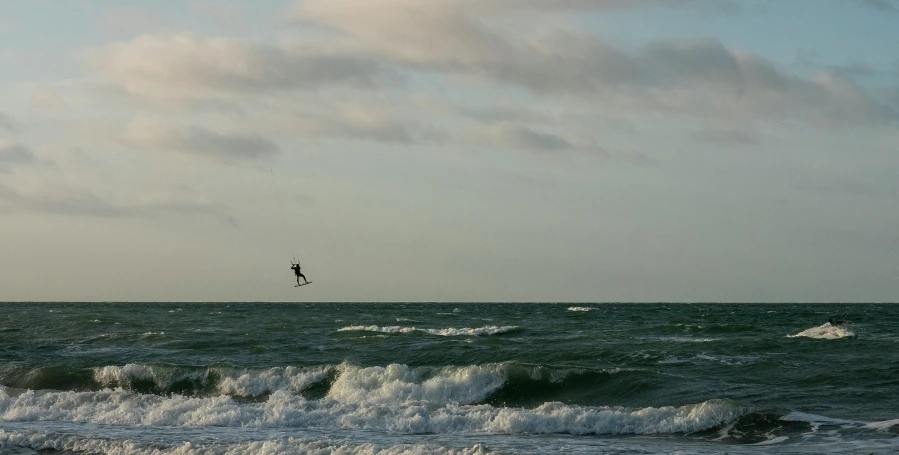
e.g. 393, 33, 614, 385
780, 411, 858, 425
750, 435, 789, 445
0, 385, 741, 436
567, 307, 595, 312
337, 326, 519, 336
787, 323, 855, 339
339, 326, 417, 334
0, 430, 489, 455
658, 337, 720, 343
865, 419, 899, 431
451, 399, 741, 435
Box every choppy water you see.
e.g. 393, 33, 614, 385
0, 302, 897, 454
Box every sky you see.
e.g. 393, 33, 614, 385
1, 0, 899, 302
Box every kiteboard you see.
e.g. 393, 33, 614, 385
295, 282, 312, 287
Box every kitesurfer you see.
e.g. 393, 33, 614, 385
291, 262, 309, 285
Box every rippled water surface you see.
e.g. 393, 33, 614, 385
1, 302, 897, 454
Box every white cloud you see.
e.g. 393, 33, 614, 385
85, 34, 390, 100
32, 89, 68, 112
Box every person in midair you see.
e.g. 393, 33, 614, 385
290, 262, 309, 285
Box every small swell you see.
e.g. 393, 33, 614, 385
337, 325, 520, 336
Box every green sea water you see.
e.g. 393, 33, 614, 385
0, 302, 896, 454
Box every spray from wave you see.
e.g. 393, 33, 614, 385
786, 323, 855, 340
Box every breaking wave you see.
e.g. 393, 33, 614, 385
1, 362, 683, 412
0, 361, 742, 437
786, 323, 855, 340
91, 364, 336, 397
0, 385, 741, 436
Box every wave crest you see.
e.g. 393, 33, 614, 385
327, 364, 506, 406
0, 386, 741, 436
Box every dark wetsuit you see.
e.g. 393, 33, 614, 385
291, 264, 308, 285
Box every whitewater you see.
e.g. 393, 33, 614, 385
0, 302, 897, 454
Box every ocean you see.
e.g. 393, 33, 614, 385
0, 302, 896, 454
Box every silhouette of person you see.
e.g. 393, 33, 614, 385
290, 262, 309, 285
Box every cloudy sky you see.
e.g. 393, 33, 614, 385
2, 0, 898, 302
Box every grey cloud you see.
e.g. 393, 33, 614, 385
293, 0, 737, 21
419, 126, 452, 144
291, 105, 449, 144
0, 183, 237, 225
860, 0, 898, 13
614, 146, 652, 164
826, 62, 879, 80
0, 184, 127, 217
794, 51, 882, 80
0, 144, 36, 172
793, 174, 883, 198
556, 111, 636, 132
516, 37, 896, 127
0, 112, 19, 133
87, 82, 249, 113
177, 127, 279, 160
294, 112, 415, 144
476, 125, 574, 152
123, 120, 279, 163
645, 39, 786, 90
483, 32, 646, 94
692, 127, 763, 146
470, 124, 649, 162
458, 104, 555, 124
292, 1, 898, 129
